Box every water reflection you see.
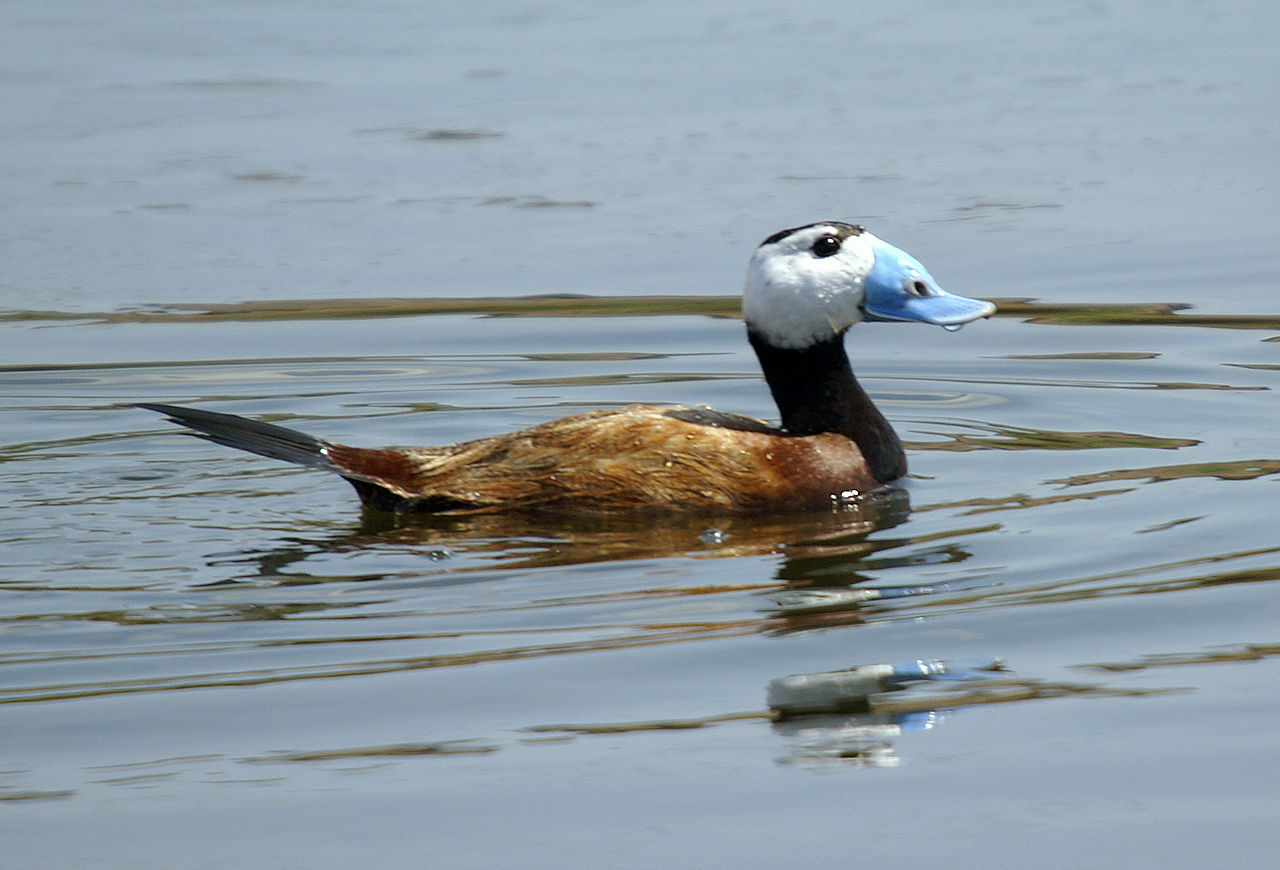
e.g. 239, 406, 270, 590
1079, 642, 1280, 673
905, 421, 1199, 452
769, 671, 1181, 768
772, 712, 934, 768
1050, 458, 1280, 486
214, 487, 914, 581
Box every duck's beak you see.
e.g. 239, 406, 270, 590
861, 239, 996, 327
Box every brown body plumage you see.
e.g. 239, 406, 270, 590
326, 405, 877, 514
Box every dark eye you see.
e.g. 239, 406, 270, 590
909, 280, 931, 297
811, 235, 841, 258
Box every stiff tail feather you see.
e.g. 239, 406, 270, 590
136, 403, 464, 513
136, 403, 336, 471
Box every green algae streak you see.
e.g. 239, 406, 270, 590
7, 295, 1280, 329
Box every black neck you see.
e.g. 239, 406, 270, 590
748, 329, 906, 483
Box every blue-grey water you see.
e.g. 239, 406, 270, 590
4, 1, 1280, 868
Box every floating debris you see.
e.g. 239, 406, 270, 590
768, 658, 1004, 718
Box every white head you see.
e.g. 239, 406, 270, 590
742, 222, 995, 349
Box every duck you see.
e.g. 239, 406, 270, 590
138, 222, 994, 515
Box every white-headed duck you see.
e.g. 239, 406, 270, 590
139, 222, 993, 514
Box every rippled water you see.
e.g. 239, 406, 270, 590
5, 0, 1280, 866
5, 304, 1280, 866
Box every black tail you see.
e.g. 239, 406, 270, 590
136, 403, 337, 472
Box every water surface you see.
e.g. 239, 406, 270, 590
6, 306, 1280, 867
3, 1, 1280, 868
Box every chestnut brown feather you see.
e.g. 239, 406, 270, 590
323, 405, 879, 514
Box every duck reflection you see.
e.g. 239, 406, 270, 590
207, 486, 988, 640
209, 487, 916, 583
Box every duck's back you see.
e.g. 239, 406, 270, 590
326, 404, 879, 514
